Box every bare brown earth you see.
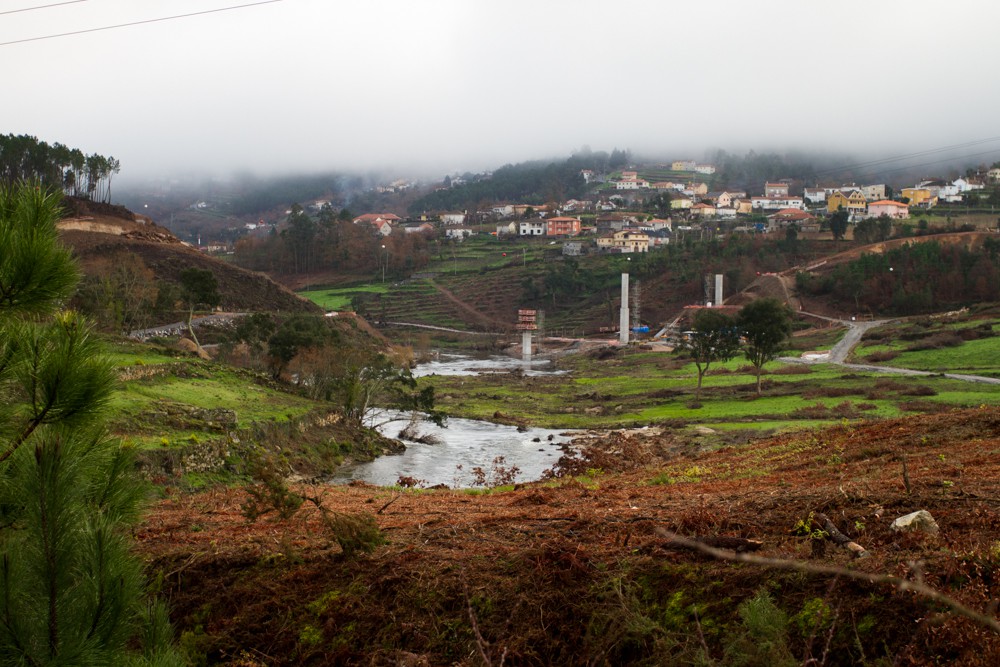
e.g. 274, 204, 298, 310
138, 407, 1000, 665
57, 205, 318, 315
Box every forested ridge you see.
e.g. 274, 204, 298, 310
0, 133, 121, 202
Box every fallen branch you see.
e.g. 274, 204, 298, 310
813, 513, 869, 558
654, 528, 1000, 634
662, 535, 763, 553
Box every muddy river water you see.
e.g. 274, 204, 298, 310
330, 354, 576, 487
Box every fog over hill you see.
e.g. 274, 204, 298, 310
4, 0, 1000, 180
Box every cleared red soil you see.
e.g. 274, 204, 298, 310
138, 407, 1000, 665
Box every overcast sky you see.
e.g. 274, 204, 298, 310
3, 0, 999, 181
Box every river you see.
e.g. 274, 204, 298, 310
411, 352, 567, 377
330, 353, 575, 487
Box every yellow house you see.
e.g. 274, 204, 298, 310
901, 188, 937, 208
597, 229, 650, 253
827, 190, 867, 216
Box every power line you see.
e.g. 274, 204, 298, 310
815, 136, 1000, 176
851, 147, 1000, 182
0, 0, 285, 47
0, 1, 86, 17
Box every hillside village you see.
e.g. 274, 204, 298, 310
318, 161, 1000, 260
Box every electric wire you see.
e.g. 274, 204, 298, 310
0, 1, 86, 17
0, 0, 284, 47
815, 136, 1000, 176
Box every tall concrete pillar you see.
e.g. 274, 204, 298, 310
522, 331, 532, 361
619, 273, 630, 345
715, 274, 724, 306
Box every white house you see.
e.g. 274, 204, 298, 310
803, 188, 826, 204
445, 228, 474, 240
751, 196, 804, 211
695, 164, 716, 175
519, 221, 546, 236
440, 211, 466, 225
492, 205, 515, 218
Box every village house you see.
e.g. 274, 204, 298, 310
671, 197, 694, 211
826, 190, 867, 217
764, 182, 789, 197
353, 212, 401, 226
545, 216, 582, 237
804, 188, 827, 204
767, 208, 817, 231
492, 204, 515, 218
495, 221, 518, 236
867, 200, 910, 219
901, 188, 937, 208
596, 229, 650, 253
732, 198, 754, 215
647, 228, 673, 247
752, 196, 805, 211
695, 164, 716, 175
639, 218, 672, 232
595, 213, 640, 234
988, 167, 1000, 184
953, 177, 985, 192
690, 202, 716, 218
672, 160, 697, 171
439, 211, 466, 225
518, 221, 546, 236
444, 228, 474, 241
352, 213, 400, 236
402, 222, 435, 234
860, 184, 887, 201
651, 181, 685, 191
686, 182, 709, 196
562, 241, 586, 256
562, 199, 593, 212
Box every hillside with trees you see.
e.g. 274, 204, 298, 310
0, 133, 121, 201
407, 149, 630, 214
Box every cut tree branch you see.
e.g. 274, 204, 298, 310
654, 528, 1000, 634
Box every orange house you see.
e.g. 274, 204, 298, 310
546, 216, 582, 236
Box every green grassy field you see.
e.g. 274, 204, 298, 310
852, 317, 1000, 375
108, 341, 321, 449
419, 344, 1000, 433
298, 284, 390, 311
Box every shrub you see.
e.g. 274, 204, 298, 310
906, 332, 964, 351
898, 400, 949, 413
899, 385, 937, 397
863, 350, 900, 363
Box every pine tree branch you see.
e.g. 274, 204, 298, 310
654, 528, 1000, 634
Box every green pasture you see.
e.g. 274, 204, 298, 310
105, 339, 183, 366
420, 345, 1000, 433
108, 359, 318, 449
298, 284, 391, 311
852, 317, 1000, 375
